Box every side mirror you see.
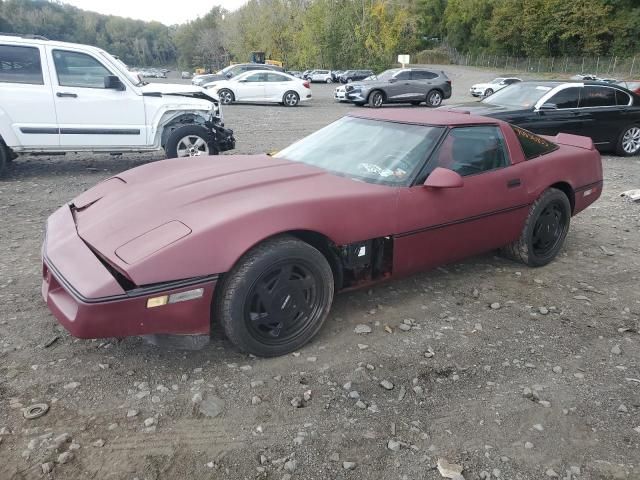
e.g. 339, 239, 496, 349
539, 103, 557, 111
424, 167, 464, 189
104, 75, 125, 91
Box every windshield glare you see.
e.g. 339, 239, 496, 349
482, 83, 552, 108
274, 117, 444, 185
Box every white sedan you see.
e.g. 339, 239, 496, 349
469, 77, 521, 97
203, 70, 312, 107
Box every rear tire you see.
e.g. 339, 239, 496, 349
0, 144, 7, 178
615, 124, 640, 156
165, 125, 218, 158
426, 90, 443, 107
283, 91, 300, 107
215, 236, 334, 357
501, 188, 571, 267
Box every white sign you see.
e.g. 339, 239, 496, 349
397, 54, 410, 65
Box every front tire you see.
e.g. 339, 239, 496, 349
426, 90, 443, 107
484, 88, 494, 96
501, 188, 571, 267
215, 236, 334, 357
218, 89, 234, 105
368, 90, 384, 108
165, 125, 218, 158
283, 91, 300, 107
616, 125, 640, 156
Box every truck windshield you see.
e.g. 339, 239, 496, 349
274, 116, 444, 186
98, 51, 144, 86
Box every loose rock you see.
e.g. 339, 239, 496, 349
354, 324, 372, 334
380, 380, 394, 390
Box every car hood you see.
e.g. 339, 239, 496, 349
140, 83, 219, 102
73, 155, 398, 285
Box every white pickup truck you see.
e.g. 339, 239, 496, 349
0, 34, 235, 177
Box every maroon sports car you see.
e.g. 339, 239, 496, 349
42, 110, 603, 357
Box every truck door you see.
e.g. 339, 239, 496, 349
0, 43, 59, 147
46, 47, 147, 147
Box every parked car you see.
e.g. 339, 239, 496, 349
447, 80, 640, 156
345, 68, 452, 108
617, 80, 640, 95
310, 70, 332, 83
286, 70, 303, 78
303, 70, 316, 80
340, 69, 374, 83
192, 73, 219, 86
198, 63, 284, 84
41, 110, 602, 357
203, 70, 311, 107
181, 71, 193, 79
469, 77, 521, 97
0, 34, 235, 176
334, 85, 347, 102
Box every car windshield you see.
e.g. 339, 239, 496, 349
482, 83, 553, 108
490, 78, 505, 84
274, 116, 444, 186
99, 51, 143, 86
375, 69, 400, 81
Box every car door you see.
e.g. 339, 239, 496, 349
236, 72, 267, 100
577, 85, 624, 148
265, 72, 292, 101
47, 47, 147, 147
411, 70, 438, 100
0, 43, 59, 147
529, 86, 587, 137
386, 70, 412, 101
394, 125, 529, 276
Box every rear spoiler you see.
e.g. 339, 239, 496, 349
552, 133, 595, 151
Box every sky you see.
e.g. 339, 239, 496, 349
62, 0, 247, 26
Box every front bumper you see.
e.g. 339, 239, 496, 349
208, 118, 235, 152
42, 206, 217, 339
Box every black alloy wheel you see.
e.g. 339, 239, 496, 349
531, 200, 568, 257
244, 261, 325, 345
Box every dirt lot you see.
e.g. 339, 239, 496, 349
1, 65, 639, 480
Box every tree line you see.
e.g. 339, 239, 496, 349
1, 0, 639, 71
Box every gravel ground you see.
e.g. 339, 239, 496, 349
1, 65, 639, 480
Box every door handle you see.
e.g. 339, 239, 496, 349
507, 178, 521, 188
56, 92, 78, 98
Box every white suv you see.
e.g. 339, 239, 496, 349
0, 35, 235, 177
310, 70, 332, 83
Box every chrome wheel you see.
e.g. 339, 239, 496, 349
176, 135, 209, 157
370, 91, 383, 108
427, 90, 443, 107
219, 89, 234, 105
284, 91, 299, 106
622, 126, 640, 154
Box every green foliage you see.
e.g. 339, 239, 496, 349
1, 0, 638, 73
0, 0, 176, 66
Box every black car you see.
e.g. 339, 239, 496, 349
448, 81, 640, 156
331, 70, 343, 82
340, 69, 374, 83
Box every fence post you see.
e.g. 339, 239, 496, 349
564, 56, 568, 73
612, 56, 617, 75
581, 57, 585, 73
537, 58, 541, 72
631, 56, 636, 77
550, 57, 555, 73
595, 57, 599, 75
527, 57, 530, 71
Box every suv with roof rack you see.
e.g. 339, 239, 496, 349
0, 34, 235, 177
